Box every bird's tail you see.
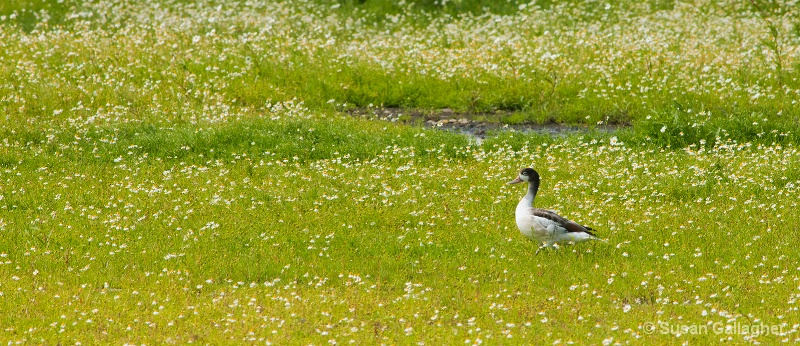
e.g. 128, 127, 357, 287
583, 225, 598, 237
583, 226, 607, 242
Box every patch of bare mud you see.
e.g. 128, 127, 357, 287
347, 108, 625, 139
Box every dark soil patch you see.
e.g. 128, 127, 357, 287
347, 108, 626, 139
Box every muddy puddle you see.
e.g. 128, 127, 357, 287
348, 108, 624, 142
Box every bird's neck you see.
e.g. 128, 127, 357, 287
516, 178, 539, 213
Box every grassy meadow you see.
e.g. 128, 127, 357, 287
2, 0, 800, 344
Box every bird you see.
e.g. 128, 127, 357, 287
507, 167, 599, 253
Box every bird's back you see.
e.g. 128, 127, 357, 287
519, 208, 596, 245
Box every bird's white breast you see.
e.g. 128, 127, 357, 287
516, 210, 561, 243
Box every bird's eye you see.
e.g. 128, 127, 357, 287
521, 172, 528, 176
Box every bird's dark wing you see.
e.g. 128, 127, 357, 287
530, 208, 596, 236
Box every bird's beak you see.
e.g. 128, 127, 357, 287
507, 177, 523, 185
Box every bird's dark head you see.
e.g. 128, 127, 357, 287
507, 167, 539, 185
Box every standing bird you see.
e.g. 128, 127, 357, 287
508, 167, 599, 253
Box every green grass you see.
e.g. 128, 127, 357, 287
2, 0, 799, 139
3, 115, 800, 344
2, 0, 800, 344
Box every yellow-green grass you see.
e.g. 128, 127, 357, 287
3, 114, 800, 344
1, 0, 799, 141
2, 0, 800, 344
